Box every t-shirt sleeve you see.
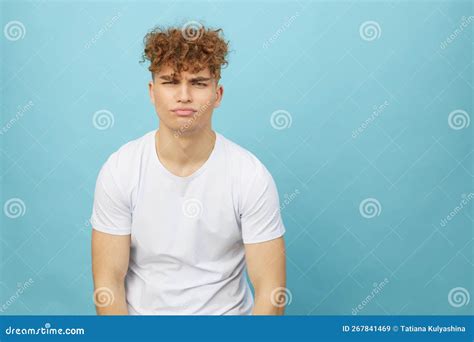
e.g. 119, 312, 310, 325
239, 161, 286, 244
90, 156, 132, 235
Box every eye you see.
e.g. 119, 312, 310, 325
162, 81, 178, 84
193, 82, 207, 87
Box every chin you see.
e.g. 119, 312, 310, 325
172, 123, 200, 137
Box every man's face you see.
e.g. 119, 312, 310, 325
148, 64, 224, 136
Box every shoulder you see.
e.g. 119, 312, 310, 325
219, 133, 272, 181
220, 134, 264, 169
106, 130, 152, 167
99, 130, 153, 190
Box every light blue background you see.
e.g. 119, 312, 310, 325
0, 0, 472, 315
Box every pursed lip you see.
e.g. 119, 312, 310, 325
171, 108, 197, 116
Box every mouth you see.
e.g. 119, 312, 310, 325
172, 109, 197, 117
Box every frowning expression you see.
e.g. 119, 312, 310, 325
148, 64, 224, 135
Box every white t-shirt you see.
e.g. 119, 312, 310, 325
90, 129, 286, 315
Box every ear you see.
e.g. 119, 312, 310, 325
148, 80, 155, 104
213, 84, 224, 109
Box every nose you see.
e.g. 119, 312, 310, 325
176, 83, 192, 103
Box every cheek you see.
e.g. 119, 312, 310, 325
153, 91, 171, 107
198, 92, 217, 109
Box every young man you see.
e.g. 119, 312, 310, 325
90, 25, 286, 315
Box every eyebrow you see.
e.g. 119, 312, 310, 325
158, 75, 212, 82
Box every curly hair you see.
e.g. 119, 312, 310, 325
141, 24, 229, 82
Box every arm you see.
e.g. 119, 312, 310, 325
91, 229, 131, 315
245, 236, 286, 315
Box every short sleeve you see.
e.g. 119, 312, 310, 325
90, 157, 132, 235
239, 162, 286, 244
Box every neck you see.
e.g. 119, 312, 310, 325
155, 125, 216, 167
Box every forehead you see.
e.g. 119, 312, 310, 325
157, 65, 211, 79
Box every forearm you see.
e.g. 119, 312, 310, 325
93, 276, 129, 315
245, 237, 287, 315
252, 288, 285, 315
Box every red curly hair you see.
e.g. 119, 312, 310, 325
141, 23, 229, 82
